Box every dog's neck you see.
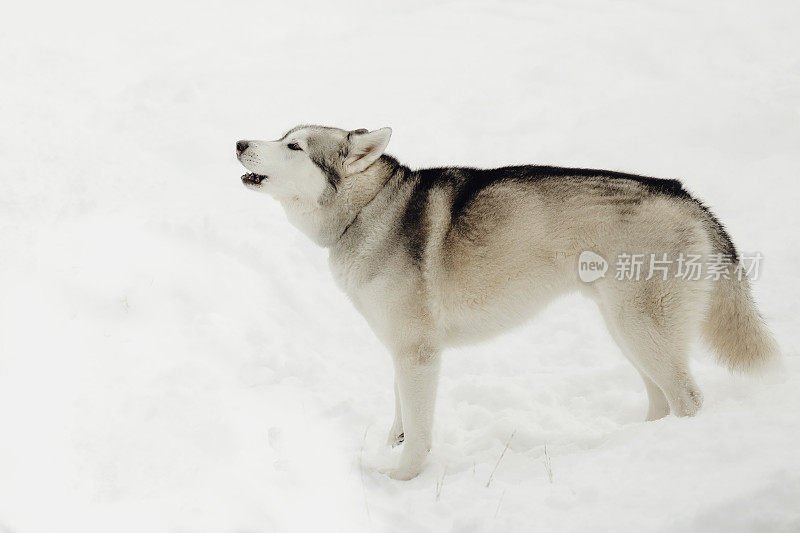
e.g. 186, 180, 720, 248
335, 155, 405, 239
283, 155, 406, 248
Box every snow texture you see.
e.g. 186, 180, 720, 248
1, 1, 799, 531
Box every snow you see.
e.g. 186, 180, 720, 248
1, 0, 799, 531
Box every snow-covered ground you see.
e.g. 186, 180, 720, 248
1, 1, 799, 531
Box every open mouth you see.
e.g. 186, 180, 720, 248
241, 172, 268, 185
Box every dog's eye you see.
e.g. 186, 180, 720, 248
287, 142, 302, 151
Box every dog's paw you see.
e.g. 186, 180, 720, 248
380, 464, 422, 481
386, 431, 404, 448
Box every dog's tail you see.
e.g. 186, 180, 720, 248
702, 273, 778, 373
694, 200, 779, 372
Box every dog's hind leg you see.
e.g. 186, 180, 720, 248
599, 306, 671, 420
635, 350, 703, 418
640, 374, 671, 421
598, 281, 704, 418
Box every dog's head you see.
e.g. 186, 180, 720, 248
236, 125, 392, 245
236, 125, 391, 203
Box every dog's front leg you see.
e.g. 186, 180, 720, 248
386, 347, 441, 480
386, 380, 404, 447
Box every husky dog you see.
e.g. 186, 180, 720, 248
236, 125, 778, 480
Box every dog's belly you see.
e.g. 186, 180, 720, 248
434, 257, 575, 346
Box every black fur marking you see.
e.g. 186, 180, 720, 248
693, 200, 738, 259
444, 165, 690, 220
309, 152, 343, 190
347, 128, 369, 139
394, 163, 737, 266
398, 166, 449, 266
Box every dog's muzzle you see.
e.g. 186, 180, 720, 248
241, 172, 267, 185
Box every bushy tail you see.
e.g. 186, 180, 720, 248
702, 275, 779, 372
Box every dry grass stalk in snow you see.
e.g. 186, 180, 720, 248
486, 430, 516, 488
543, 444, 553, 484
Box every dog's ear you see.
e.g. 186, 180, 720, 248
344, 127, 392, 175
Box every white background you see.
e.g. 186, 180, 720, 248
1, 1, 799, 531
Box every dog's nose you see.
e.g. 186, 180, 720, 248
236, 140, 249, 155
